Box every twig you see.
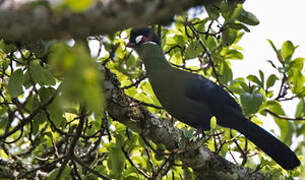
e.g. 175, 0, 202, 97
264, 109, 305, 121
73, 156, 111, 180
186, 22, 221, 84
231, 131, 248, 166
55, 106, 86, 179
145, 148, 155, 174
170, 63, 202, 73
165, 45, 183, 54
0, 93, 57, 141
17, 157, 65, 179
274, 76, 288, 101
71, 160, 82, 180
228, 150, 238, 164
121, 146, 151, 179
129, 97, 163, 109
140, 135, 160, 154
121, 76, 147, 89
154, 154, 174, 177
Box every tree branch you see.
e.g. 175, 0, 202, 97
0, 0, 212, 43
264, 109, 305, 121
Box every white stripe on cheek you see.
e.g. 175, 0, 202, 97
143, 41, 157, 45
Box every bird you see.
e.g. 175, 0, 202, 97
126, 27, 300, 170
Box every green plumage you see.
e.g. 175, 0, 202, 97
136, 44, 212, 128
128, 28, 300, 170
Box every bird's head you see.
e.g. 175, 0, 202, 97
127, 28, 161, 48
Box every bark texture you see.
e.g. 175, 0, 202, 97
0, 0, 213, 43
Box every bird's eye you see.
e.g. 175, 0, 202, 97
135, 35, 144, 44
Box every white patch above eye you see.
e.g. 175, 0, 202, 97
135, 35, 143, 44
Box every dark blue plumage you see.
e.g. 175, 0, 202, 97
127, 28, 300, 170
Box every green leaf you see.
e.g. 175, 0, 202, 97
222, 29, 237, 46
0, 41, 17, 53
126, 55, 137, 69
261, 100, 284, 115
219, 1, 229, 15
0, 39, 5, 52
23, 71, 32, 88
266, 74, 278, 89
239, 80, 249, 92
229, 4, 243, 21
237, 9, 259, 26
247, 75, 263, 87
124, 176, 139, 180
65, 0, 93, 12
33, 112, 46, 134
287, 58, 305, 93
194, 18, 209, 33
169, 51, 183, 65
184, 40, 203, 59
50, 43, 104, 114
221, 49, 243, 60
84, 174, 98, 180
228, 78, 248, 93
0, 115, 8, 129
96, 165, 108, 177
296, 124, 305, 137
29, 63, 56, 86
240, 92, 264, 115
48, 167, 71, 180
229, 23, 250, 32
49, 97, 65, 127
259, 70, 264, 87
267, 39, 283, 62
108, 146, 125, 178
39, 87, 56, 102
124, 87, 138, 97
175, 16, 186, 33
295, 99, 305, 118
183, 167, 195, 180
182, 127, 194, 139
281, 40, 295, 61
288, 57, 304, 75
219, 61, 233, 84
276, 118, 293, 145
7, 69, 24, 97
174, 34, 186, 47
210, 116, 217, 129
206, 4, 220, 20
204, 36, 218, 51
117, 45, 126, 60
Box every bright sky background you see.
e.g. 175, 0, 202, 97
231, 0, 305, 120
232, 0, 305, 77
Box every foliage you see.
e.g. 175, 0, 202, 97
0, 0, 304, 179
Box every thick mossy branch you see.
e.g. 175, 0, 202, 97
103, 68, 265, 180
0, 0, 213, 43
